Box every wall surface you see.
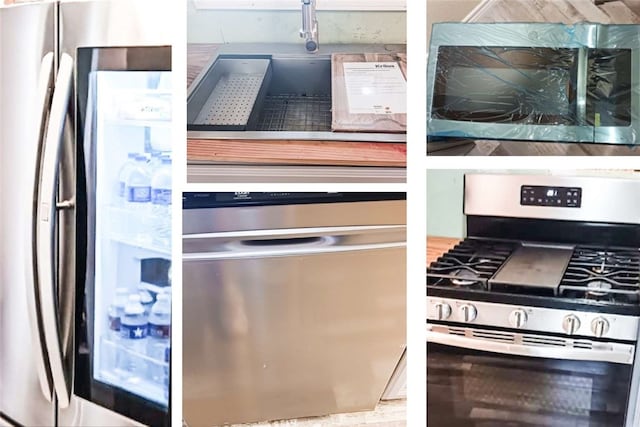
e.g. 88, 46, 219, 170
188, 1, 406, 44
426, 170, 639, 239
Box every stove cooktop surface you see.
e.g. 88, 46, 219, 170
427, 238, 640, 314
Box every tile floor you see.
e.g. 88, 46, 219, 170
229, 399, 406, 427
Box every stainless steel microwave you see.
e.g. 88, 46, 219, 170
427, 23, 640, 145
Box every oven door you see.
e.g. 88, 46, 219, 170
427, 324, 635, 427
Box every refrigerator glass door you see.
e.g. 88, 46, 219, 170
75, 46, 171, 427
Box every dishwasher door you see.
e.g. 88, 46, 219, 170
182, 221, 406, 426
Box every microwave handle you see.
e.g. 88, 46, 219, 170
27, 51, 56, 403
35, 52, 74, 409
427, 329, 634, 365
576, 46, 588, 126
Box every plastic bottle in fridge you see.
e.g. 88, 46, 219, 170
150, 156, 172, 247
125, 154, 152, 244
116, 153, 138, 207
147, 292, 171, 385
102, 287, 129, 376
164, 344, 170, 401
139, 289, 155, 316
119, 294, 149, 380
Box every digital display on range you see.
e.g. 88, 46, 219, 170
521, 185, 582, 208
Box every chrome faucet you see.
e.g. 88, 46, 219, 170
300, 0, 319, 52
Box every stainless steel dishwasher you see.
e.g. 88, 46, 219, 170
182, 193, 406, 427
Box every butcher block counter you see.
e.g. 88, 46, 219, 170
187, 44, 407, 173
427, 236, 459, 267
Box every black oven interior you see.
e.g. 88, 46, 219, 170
427, 343, 632, 427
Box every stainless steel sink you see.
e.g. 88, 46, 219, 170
187, 43, 406, 143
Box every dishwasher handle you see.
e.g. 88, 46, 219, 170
183, 225, 406, 261
240, 236, 323, 246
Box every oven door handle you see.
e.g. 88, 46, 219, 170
427, 329, 635, 365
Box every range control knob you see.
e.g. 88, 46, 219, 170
591, 317, 610, 338
459, 304, 477, 323
562, 314, 581, 335
509, 309, 528, 329
434, 302, 452, 321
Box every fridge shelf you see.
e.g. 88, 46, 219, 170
98, 336, 168, 407
104, 118, 172, 128
140, 282, 171, 295
104, 205, 171, 256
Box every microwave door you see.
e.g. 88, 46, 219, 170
591, 26, 640, 145
0, 3, 58, 426
426, 23, 597, 143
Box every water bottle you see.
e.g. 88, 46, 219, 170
164, 344, 170, 401
148, 151, 162, 175
116, 153, 138, 207
150, 157, 172, 247
139, 289, 155, 316
103, 288, 128, 375
119, 294, 148, 380
147, 293, 171, 384
125, 154, 152, 244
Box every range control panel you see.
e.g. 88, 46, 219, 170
520, 185, 582, 208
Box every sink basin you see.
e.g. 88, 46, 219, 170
187, 43, 406, 143
255, 57, 332, 132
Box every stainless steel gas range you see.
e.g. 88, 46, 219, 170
427, 173, 640, 427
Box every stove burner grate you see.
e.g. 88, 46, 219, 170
559, 246, 640, 304
427, 239, 517, 290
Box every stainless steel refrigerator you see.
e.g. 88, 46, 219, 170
0, 1, 173, 426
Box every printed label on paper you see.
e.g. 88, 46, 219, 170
343, 62, 406, 115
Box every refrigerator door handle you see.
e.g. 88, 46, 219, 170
27, 51, 57, 403
35, 52, 74, 409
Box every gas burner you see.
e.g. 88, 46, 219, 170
586, 280, 612, 297
559, 246, 640, 304
450, 269, 480, 286
427, 238, 517, 290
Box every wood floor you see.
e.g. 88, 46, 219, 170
228, 400, 406, 427
431, 0, 640, 156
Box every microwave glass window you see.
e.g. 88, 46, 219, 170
587, 49, 632, 127
432, 46, 579, 125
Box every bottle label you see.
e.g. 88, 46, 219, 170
108, 314, 121, 332
152, 189, 172, 206
149, 323, 171, 339
127, 186, 151, 203
121, 323, 148, 340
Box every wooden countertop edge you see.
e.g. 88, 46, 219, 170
427, 236, 460, 266
187, 138, 407, 167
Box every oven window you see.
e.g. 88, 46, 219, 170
431, 46, 579, 125
427, 343, 631, 427
587, 49, 632, 127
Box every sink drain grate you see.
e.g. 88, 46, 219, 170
256, 94, 332, 132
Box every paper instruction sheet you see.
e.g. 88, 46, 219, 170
343, 62, 407, 115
